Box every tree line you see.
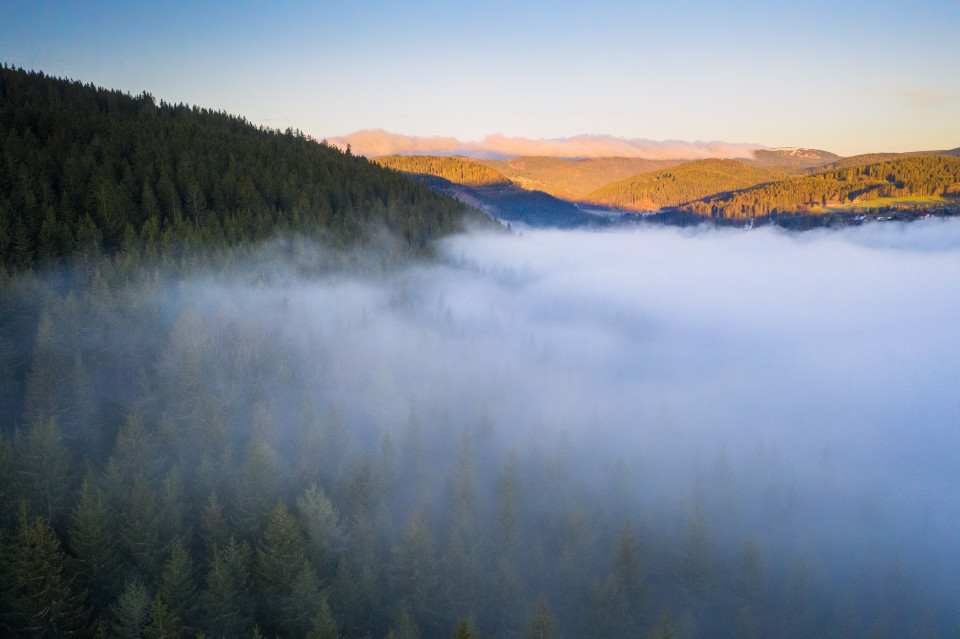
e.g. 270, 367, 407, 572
372, 156, 510, 189
0, 65, 483, 271
585, 159, 786, 212
676, 156, 960, 219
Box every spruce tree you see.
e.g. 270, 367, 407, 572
3, 510, 87, 636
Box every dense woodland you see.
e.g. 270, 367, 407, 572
585, 160, 786, 212
1, 65, 958, 639
677, 156, 960, 219
815, 149, 960, 173
0, 66, 482, 271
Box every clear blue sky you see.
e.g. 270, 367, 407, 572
2, 0, 958, 156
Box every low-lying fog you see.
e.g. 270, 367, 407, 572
175, 218, 960, 631
16, 218, 959, 636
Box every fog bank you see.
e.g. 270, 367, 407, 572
10, 218, 959, 636
195, 219, 960, 614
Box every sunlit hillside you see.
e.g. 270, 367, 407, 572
586, 159, 787, 212
678, 156, 960, 219
479, 156, 684, 200
372, 155, 511, 187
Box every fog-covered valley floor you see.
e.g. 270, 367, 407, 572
4, 219, 960, 638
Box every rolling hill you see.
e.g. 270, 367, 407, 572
478, 156, 685, 200
814, 148, 960, 172
677, 156, 960, 219
372, 155, 511, 187
585, 159, 787, 212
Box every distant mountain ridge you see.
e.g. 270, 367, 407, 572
332, 129, 764, 161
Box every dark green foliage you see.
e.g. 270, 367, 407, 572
306, 599, 340, 639
109, 578, 150, 639
16, 416, 75, 529
203, 538, 254, 638
69, 480, 121, 610
0, 66, 480, 270
2, 510, 87, 637
143, 595, 181, 639
256, 502, 316, 636
158, 541, 199, 638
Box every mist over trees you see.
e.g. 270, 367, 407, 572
3, 220, 960, 638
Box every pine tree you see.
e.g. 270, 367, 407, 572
452, 618, 479, 639
109, 578, 151, 639
296, 482, 345, 570
256, 501, 314, 636
3, 509, 87, 636
144, 595, 181, 639
158, 539, 199, 638
17, 415, 74, 528
200, 491, 231, 554
388, 512, 438, 626
69, 478, 121, 609
120, 474, 164, 577
203, 538, 254, 639
519, 594, 557, 639
306, 598, 340, 639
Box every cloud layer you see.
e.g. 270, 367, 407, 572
327, 129, 765, 160
194, 220, 960, 595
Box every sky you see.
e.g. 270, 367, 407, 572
2, 0, 959, 156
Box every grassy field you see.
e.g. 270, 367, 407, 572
817, 195, 949, 212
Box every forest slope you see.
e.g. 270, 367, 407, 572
815, 148, 960, 172
586, 159, 787, 211
372, 154, 511, 187
479, 156, 684, 200
0, 66, 481, 269
677, 156, 960, 219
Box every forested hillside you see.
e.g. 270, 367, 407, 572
372, 155, 510, 187
0, 66, 481, 269
814, 148, 960, 172
678, 156, 960, 219
586, 159, 786, 212
478, 157, 684, 200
